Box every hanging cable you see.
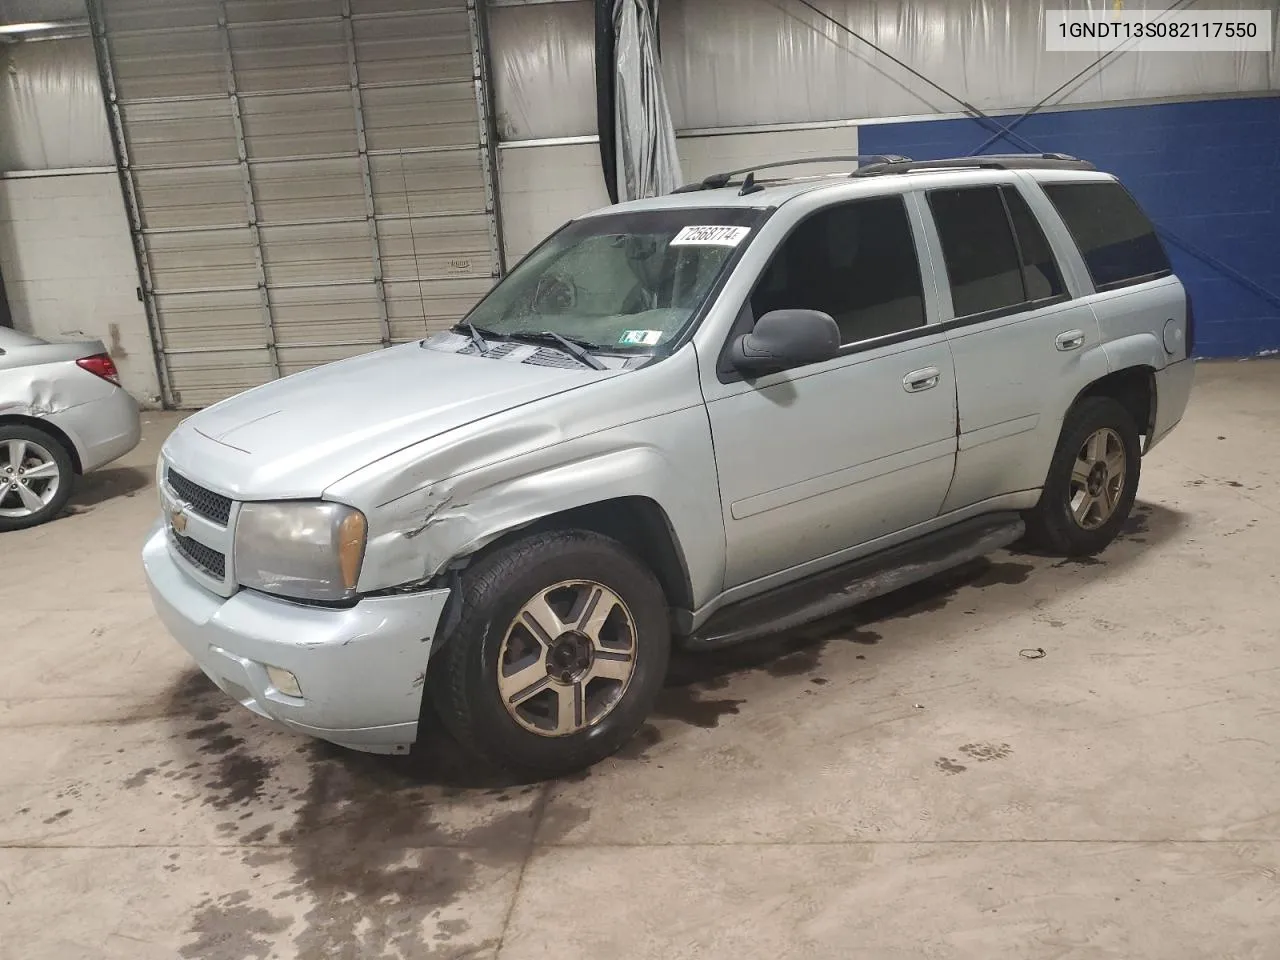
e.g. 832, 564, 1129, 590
1159, 230, 1280, 313
781, 0, 1278, 338
967, 0, 1201, 156
786, 0, 1041, 154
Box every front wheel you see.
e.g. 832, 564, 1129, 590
1024, 395, 1142, 557
427, 530, 670, 779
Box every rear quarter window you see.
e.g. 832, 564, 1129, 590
1042, 180, 1171, 292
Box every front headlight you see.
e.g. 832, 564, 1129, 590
234, 501, 367, 602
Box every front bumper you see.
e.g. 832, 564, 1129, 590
143, 522, 451, 754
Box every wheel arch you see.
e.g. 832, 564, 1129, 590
461, 495, 696, 614
0, 414, 83, 473
1070, 365, 1157, 446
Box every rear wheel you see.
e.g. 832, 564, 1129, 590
0, 425, 74, 532
1024, 396, 1141, 557
427, 530, 670, 779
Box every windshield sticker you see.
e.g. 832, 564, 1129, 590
618, 329, 663, 347
670, 225, 751, 247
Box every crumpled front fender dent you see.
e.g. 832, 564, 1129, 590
355, 443, 680, 593
325, 349, 723, 603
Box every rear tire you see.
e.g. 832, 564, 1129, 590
427, 530, 670, 780
0, 424, 74, 532
1024, 396, 1141, 557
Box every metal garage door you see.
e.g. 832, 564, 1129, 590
89, 0, 503, 408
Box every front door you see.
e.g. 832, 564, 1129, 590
699, 194, 959, 590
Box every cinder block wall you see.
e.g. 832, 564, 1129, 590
0, 171, 161, 404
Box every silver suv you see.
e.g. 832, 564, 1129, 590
143, 154, 1195, 778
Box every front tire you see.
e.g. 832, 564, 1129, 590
1024, 396, 1141, 557
0, 425, 74, 532
428, 530, 670, 779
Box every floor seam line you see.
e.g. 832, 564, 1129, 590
4, 837, 1277, 852
493, 782, 552, 959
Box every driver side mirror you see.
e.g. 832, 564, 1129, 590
730, 309, 840, 376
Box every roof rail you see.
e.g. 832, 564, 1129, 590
670, 155, 912, 194
850, 153, 1096, 177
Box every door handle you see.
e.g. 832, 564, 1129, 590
1055, 330, 1085, 351
903, 367, 940, 393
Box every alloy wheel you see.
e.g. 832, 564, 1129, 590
0, 439, 62, 520
496, 580, 638, 737
1068, 427, 1126, 530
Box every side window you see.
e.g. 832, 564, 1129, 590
749, 195, 925, 346
1042, 180, 1171, 291
1001, 186, 1065, 301
928, 186, 1026, 318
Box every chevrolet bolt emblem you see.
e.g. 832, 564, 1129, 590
170, 506, 188, 534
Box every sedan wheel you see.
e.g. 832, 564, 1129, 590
0, 435, 67, 524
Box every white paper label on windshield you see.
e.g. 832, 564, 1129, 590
619, 329, 663, 347
670, 225, 751, 247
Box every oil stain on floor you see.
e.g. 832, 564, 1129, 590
155, 672, 558, 960
163, 547, 1058, 957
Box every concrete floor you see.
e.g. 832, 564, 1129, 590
1, 361, 1278, 960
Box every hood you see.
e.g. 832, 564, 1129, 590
163, 342, 611, 499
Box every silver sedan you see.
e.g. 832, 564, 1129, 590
0, 327, 141, 530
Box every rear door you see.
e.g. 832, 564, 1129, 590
918, 178, 1108, 512
1038, 178, 1187, 372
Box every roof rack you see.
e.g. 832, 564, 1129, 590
670, 155, 912, 194
850, 153, 1095, 177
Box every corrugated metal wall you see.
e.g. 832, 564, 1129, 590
90, 0, 502, 408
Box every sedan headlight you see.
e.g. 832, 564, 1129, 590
234, 501, 367, 602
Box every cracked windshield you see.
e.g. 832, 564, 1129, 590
461, 208, 765, 355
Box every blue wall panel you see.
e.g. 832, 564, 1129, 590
858, 97, 1280, 358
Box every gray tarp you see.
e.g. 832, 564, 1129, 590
612, 0, 683, 201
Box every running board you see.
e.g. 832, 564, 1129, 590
687, 513, 1025, 651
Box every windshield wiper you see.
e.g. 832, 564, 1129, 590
452, 321, 496, 354
505, 330, 607, 371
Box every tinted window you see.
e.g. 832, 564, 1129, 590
1043, 181, 1170, 291
929, 187, 1025, 318
1002, 187, 1065, 301
750, 196, 924, 346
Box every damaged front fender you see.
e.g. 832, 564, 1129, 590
361, 442, 683, 591
325, 346, 726, 606
331, 425, 724, 606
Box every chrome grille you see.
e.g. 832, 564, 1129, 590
167, 469, 231, 526
171, 530, 226, 580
